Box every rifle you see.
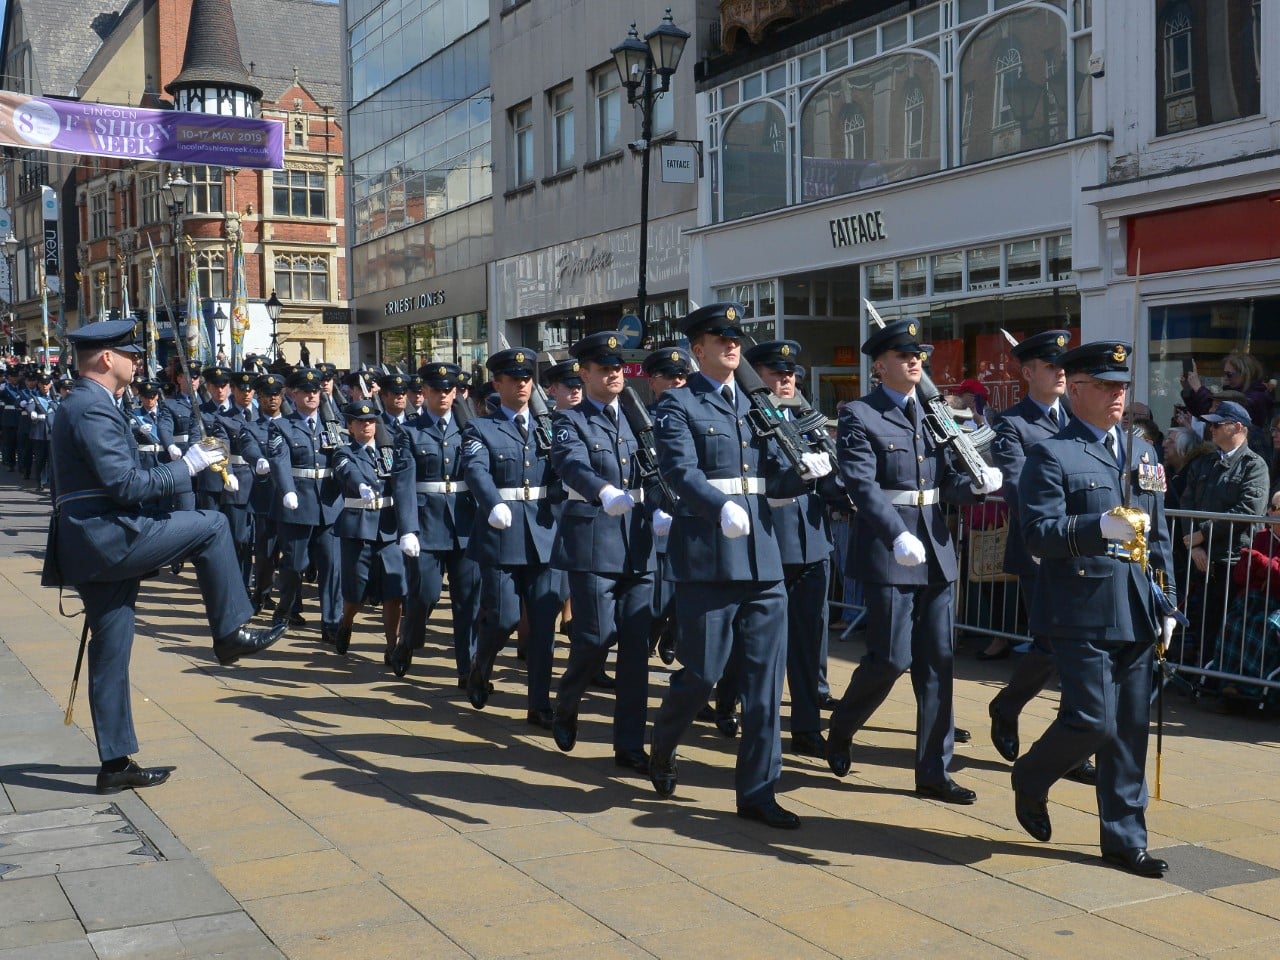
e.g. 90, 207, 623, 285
527, 381, 556, 454
618, 384, 675, 511
773, 392, 857, 510
317, 389, 347, 451
734, 359, 831, 490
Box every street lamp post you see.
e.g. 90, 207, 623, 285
2, 232, 17, 356
612, 8, 688, 341
159, 171, 190, 359
213, 304, 227, 363
265, 290, 282, 363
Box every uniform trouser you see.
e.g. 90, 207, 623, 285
403, 547, 482, 676
195, 489, 220, 511
1013, 638, 1153, 853
78, 509, 255, 762
251, 514, 279, 601
784, 559, 830, 736
651, 578, 787, 808
220, 503, 254, 588
473, 563, 560, 712
991, 585, 1058, 719
275, 520, 341, 630
16, 424, 30, 476
339, 536, 408, 603
1, 424, 16, 468
829, 581, 955, 786
557, 570, 654, 752
32, 437, 49, 486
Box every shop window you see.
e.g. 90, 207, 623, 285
272, 170, 327, 218
1047, 234, 1072, 280
783, 278, 812, 315
721, 101, 788, 221
273, 253, 328, 301
958, 6, 1070, 163
800, 52, 941, 202
968, 246, 1001, 289
865, 262, 894, 303
898, 257, 927, 299
196, 250, 226, 300
1006, 239, 1042, 286
187, 166, 224, 214
933, 251, 963, 294
1155, 0, 1260, 136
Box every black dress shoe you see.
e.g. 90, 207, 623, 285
613, 748, 649, 772
334, 624, 352, 656
1064, 758, 1098, 785
714, 710, 739, 738
261, 596, 277, 611
526, 707, 554, 730
989, 702, 1020, 763
552, 708, 578, 752
589, 670, 616, 690
1014, 789, 1052, 842
288, 612, 306, 627
213, 622, 287, 665
657, 633, 676, 665
818, 694, 839, 711
649, 749, 678, 798
96, 760, 172, 795
737, 799, 802, 829
466, 665, 491, 710
826, 731, 853, 778
916, 779, 977, 804
1102, 847, 1168, 877
954, 727, 972, 744
695, 704, 716, 722
389, 642, 412, 677
790, 731, 827, 758
318, 625, 335, 645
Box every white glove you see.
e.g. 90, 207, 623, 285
255, 457, 271, 476
719, 500, 751, 539
798, 451, 833, 481
599, 484, 635, 516
181, 442, 227, 476
488, 502, 513, 530
223, 472, 239, 493
970, 465, 1004, 496
167, 444, 183, 461
893, 531, 928, 566
358, 482, 375, 500
282, 491, 299, 511
1100, 511, 1148, 541
29, 409, 38, 420
137, 421, 153, 436
399, 533, 421, 557
652, 509, 673, 537
1161, 616, 1177, 649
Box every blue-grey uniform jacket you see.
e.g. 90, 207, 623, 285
836, 386, 978, 585
550, 399, 655, 574
157, 395, 198, 459
461, 411, 560, 566
199, 403, 263, 506
1019, 419, 1176, 641
991, 396, 1071, 577
400, 413, 474, 552
266, 412, 343, 526
49, 380, 193, 584
653, 375, 807, 583
241, 414, 279, 516
331, 437, 416, 542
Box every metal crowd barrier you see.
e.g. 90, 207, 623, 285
949, 501, 1280, 707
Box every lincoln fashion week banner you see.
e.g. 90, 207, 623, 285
0, 92, 284, 170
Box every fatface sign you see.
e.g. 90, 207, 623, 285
828, 209, 887, 248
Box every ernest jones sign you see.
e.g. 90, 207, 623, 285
0, 92, 284, 170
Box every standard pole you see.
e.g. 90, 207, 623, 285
636, 66, 654, 343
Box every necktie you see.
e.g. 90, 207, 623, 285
720, 384, 734, 408
437, 417, 448, 436
904, 397, 917, 426
1049, 406, 1059, 428
1105, 430, 1119, 468
308, 417, 317, 435
516, 414, 529, 441
606, 405, 619, 428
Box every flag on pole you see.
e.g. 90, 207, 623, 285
229, 236, 250, 370
185, 247, 211, 366
119, 259, 131, 324
146, 264, 159, 380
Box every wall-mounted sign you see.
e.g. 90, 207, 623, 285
384, 289, 446, 315
828, 208, 887, 249
41, 185, 60, 294
322, 306, 352, 325
660, 142, 698, 184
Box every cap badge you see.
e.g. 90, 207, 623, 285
515, 352, 526, 364
438, 365, 446, 376
907, 322, 918, 337
1056, 334, 1066, 347
670, 351, 680, 363
361, 404, 370, 414
1112, 344, 1127, 363
919, 351, 929, 362
780, 344, 791, 357
571, 362, 579, 373
724, 306, 737, 322
306, 372, 315, 381
607, 335, 618, 349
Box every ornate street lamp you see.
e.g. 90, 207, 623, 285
265, 290, 283, 362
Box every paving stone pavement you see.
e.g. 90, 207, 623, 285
2, 475, 1279, 959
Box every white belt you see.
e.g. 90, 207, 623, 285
767, 496, 798, 508
291, 467, 333, 479
882, 487, 940, 506
172, 434, 189, 442
497, 485, 549, 501
707, 476, 766, 496
228, 455, 247, 466
417, 480, 468, 494
566, 487, 644, 504
345, 496, 394, 510
137, 444, 161, 453
30, 414, 46, 420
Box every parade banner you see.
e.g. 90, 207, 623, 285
0, 92, 284, 170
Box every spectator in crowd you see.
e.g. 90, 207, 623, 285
1270, 416, 1280, 490
1180, 401, 1269, 659
947, 378, 989, 427
1162, 425, 1217, 510
1217, 489, 1280, 701
1182, 352, 1273, 431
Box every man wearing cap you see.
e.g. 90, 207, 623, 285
648, 303, 831, 828
330, 402, 418, 660
826, 319, 1000, 804
26, 371, 55, 490
743, 339, 834, 759
157, 365, 202, 510
1178, 399, 1268, 650
379, 373, 413, 431
1013, 341, 1178, 877
543, 359, 584, 410
244, 374, 287, 612
1, 365, 24, 471
391, 362, 481, 682
986, 330, 1095, 786
47, 320, 285, 795
15, 366, 37, 479
640, 346, 691, 665
127, 381, 166, 471
461, 347, 564, 729
548, 332, 657, 772
266, 367, 345, 645
193, 367, 239, 512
